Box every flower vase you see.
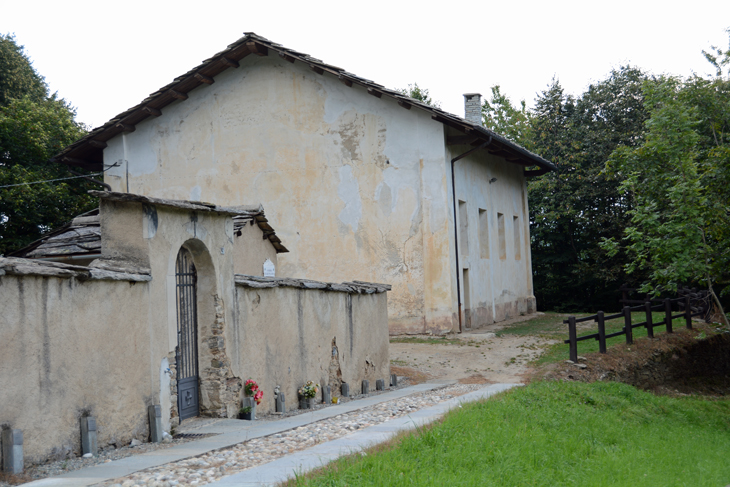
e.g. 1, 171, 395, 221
299, 396, 314, 409
243, 396, 256, 420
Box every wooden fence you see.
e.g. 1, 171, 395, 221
564, 295, 707, 362
619, 285, 712, 321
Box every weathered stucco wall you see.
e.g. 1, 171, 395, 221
232, 283, 390, 414
0, 272, 152, 464
232, 222, 278, 276
102, 54, 456, 335
450, 144, 536, 329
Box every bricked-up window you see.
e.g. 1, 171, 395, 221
513, 216, 521, 260
479, 208, 489, 259
497, 212, 506, 260
459, 200, 468, 256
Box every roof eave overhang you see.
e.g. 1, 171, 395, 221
54, 33, 556, 178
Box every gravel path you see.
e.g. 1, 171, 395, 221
95, 383, 481, 487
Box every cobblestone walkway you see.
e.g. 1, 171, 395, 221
99, 384, 481, 487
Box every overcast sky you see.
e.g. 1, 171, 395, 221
2, 0, 729, 129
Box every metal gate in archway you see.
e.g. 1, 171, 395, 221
175, 247, 199, 422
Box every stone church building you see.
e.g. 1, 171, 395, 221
54, 33, 555, 335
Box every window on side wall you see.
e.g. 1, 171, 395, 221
479, 208, 489, 259
497, 212, 506, 260
513, 215, 521, 260
459, 200, 469, 256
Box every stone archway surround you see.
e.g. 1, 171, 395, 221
169, 239, 242, 422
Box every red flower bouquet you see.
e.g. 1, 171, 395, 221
244, 378, 263, 405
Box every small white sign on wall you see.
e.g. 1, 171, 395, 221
263, 259, 275, 277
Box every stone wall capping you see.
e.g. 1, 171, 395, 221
89, 259, 152, 275
0, 257, 151, 282
351, 280, 393, 292
234, 274, 390, 294
88, 269, 152, 282
89, 190, 261, 217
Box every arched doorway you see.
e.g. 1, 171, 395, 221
175, 247, 200, 421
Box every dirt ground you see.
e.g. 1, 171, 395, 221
536, 323, 730, 397
390, 313, 555, 385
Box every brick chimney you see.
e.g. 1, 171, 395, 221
463, 93, 482, 125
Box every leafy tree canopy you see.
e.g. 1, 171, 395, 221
0, 34, 96, 255
397, 82, 441, 108
527, 67, 650, 312
603, 45, 730, 324
481, 85, 533, 150
0, 34, 47, 106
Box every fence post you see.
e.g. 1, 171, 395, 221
568, 316, 578, 362
623, 306, 633, 345
597, 311, 606, 353
685, 296, 693, 329
645, 301, 654, 338
664, 298, 673, 333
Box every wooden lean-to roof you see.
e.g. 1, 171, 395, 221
52, 33, 556, 176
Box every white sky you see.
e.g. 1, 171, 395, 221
2, 0, 729, 129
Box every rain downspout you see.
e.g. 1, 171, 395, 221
123, 133, 130, 193
450, 137, 491, 332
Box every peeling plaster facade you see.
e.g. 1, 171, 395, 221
101, 53, 535, 335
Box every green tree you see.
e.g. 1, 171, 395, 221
0, 34, 47, 106
604, 66, 730, 325
481, 85, 533, 149
397, 82, 440, 108
527, 67, 650, 311
0, 34, 95, 255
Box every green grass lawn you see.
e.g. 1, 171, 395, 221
288, 381, 730, 486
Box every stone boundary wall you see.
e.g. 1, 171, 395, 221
233, 277, 390, 414
0, 257, 151, 281
0, 259, 391, 465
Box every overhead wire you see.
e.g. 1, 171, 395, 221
0, 172, 105, 189
0, 162, 120, 189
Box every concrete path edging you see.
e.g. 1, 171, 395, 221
209, 383, 520, 487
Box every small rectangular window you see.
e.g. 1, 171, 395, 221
513, 216, 521, 260
497, 212, 506, 260
479, 208, 489, 259
463, 268, 471, 329
459, 200, 468, 256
